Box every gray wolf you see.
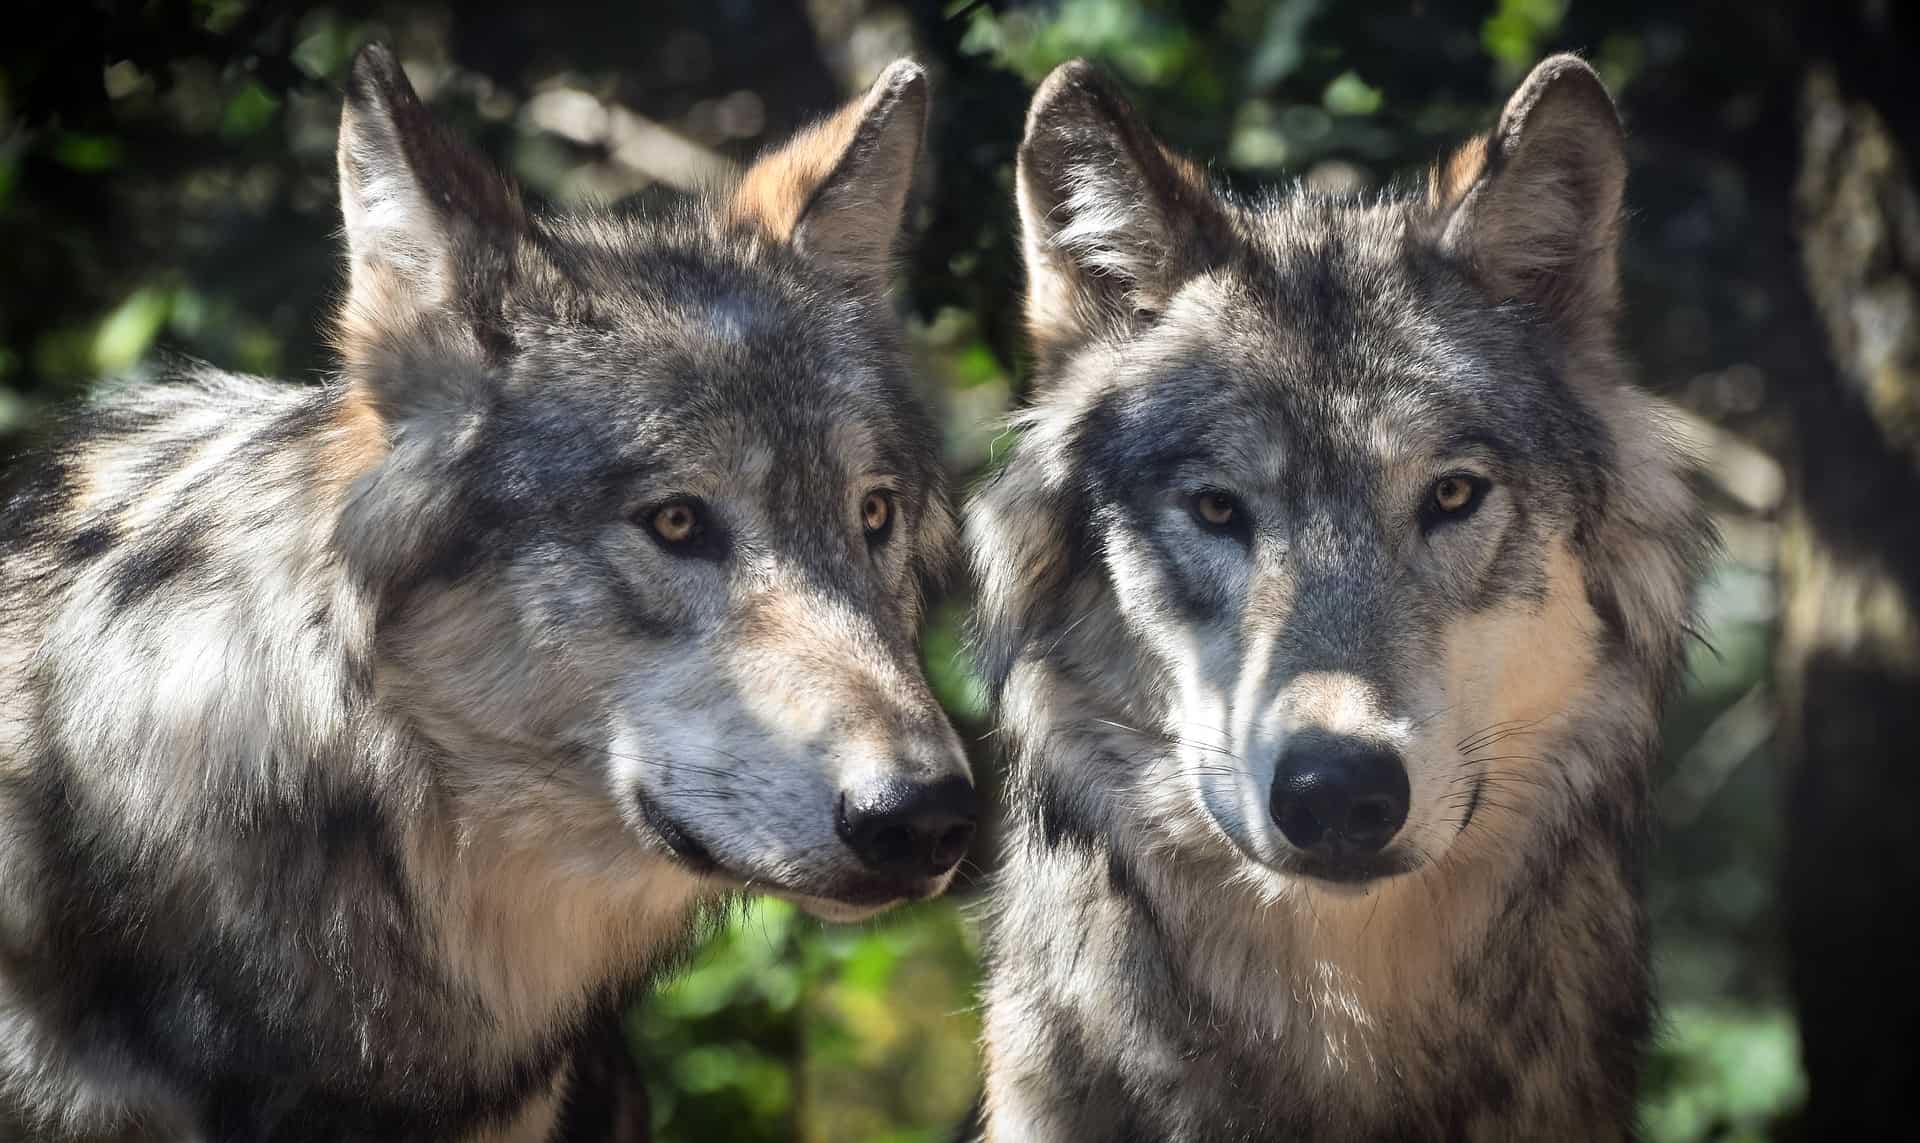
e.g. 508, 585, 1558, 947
0, 44, 973, 1142
969, 54, 1715, 1141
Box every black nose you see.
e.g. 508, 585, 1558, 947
1269, 733, 1409, 856
836, 774, 977, 880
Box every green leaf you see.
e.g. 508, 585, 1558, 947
923, 603, 988, 722
1481, 0, 1568, 82
1640, 1005, 1805, 1142
221, 82, 280, 139
52, 132, 123, 172
93, 288, 173, 373
1323, 71, 1383, 117
0, 384, 29, 434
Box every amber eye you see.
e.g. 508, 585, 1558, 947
863, 491, 895, 543
1432, 476, 1476, 514
1421, 474, 1489, 533
653, 502, 698, 544
1195, 491, 1238, 528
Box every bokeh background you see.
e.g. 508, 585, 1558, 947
4, 1, 1917, 1139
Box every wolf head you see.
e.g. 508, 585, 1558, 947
330, 46, 970, 917
972, 57, 1711, 892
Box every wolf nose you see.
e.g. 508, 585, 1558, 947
836, 775, 977, 880
1269, 734, 1410, 856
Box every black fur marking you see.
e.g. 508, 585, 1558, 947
1585, 575, 1631, 648
0, 452, 76, 555
63, 522, 116, 562
1458, 770, 1487, 834
1030, 759, 1113, 853
552, 1010, 651, 1142
107, 515, 209, 611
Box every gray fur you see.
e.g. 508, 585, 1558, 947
0, 45, 966, 1142
971, 56, 1715, 1141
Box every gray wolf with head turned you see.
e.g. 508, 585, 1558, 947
970, 55, 1716, 1141
0, 43, 975, 1142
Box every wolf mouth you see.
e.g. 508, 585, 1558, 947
633, 788, 720, 873
1276, 848, 1424, 888
632, 789, 922, 908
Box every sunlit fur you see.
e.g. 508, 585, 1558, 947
972, 56, 1715, 1140
0, 46, 964, 1141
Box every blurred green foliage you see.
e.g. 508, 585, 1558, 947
635, 899, 982, 1142
1, 1, 1826, 1139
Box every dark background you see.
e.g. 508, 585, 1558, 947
4, 1, 1916, 1139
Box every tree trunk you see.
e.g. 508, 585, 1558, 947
1779, 60, 1920, 1137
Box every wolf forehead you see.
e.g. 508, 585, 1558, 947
416, 221, 940, 490
1068, 199, 1614, 500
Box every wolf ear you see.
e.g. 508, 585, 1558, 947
335, 43, 525, 376
1017, 60, 1229, 365
1430, 54, 1626, 332
728, 59, 927, 287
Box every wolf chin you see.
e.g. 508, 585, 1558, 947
0, 45, 975, 1142
970, 56, 1716, 1141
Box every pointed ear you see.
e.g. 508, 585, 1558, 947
1016, 60, 1230, 364
335, 43, 525, 375
1430, 54, 1626, 333
728, 59, 928, 286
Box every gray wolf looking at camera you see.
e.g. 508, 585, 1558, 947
971, 54, 1714, 1141
0, 43, 973, 1142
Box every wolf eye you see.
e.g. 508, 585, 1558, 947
862, 490, 896, 546
1189, 490, 1248, 538
642, 497, 726, 559
1434, 477, 1474, 512
1422, 474, 1489, 530
650, 501, 700, 545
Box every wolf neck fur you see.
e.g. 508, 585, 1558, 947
1135, 767, 1636, 1070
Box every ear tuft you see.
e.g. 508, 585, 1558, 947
728, 59, 928, 287
1427, 133, 1490, 213
1016, 59, 1228, 364
1432, 53, 1627, 329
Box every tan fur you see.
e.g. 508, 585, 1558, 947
332, 258, 426, 375
728, 578, 948, 745
1427, 133, 1489, 212
1439, 541, 1600, 755
728, 97, 869, 241
407, 800, 705, 1065
1276, 672, 1387, 737
725, 60, 925, 279
317, 386, 391, 495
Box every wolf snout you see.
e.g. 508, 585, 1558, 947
835, 774, 977, 882
1269, 732, 1410, 858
